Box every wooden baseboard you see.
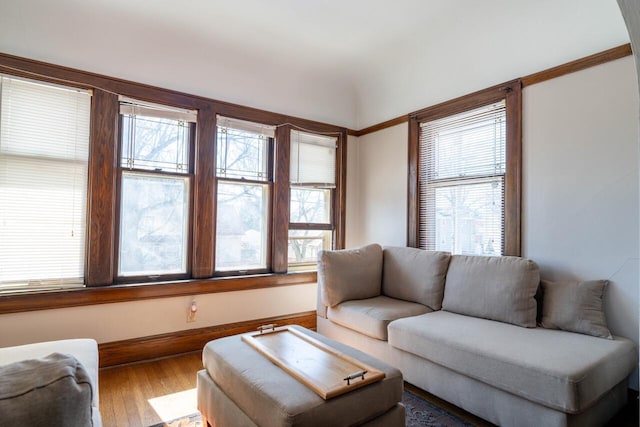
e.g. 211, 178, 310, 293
98, 311, 317, 367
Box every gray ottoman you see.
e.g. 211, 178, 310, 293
197, 325, 405, 427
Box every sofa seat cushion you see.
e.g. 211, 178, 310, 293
388, 311, 637, 413
328, 296, 432, 341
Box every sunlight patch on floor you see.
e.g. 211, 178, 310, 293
148, 388, 199, 422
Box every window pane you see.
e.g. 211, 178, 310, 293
121, 115, 190, 173
216, 126, 268, 180
288, 230, 332, 268
119, 173, 189, 276
215, 181, 268, 271
290, 188, 331, 224
421, 179, 503, 256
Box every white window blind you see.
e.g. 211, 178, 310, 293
0, 75, 91, 291
216, 116, 275, 138
119, 96, 197, 123
419, 100, 506, 256
290, 130, 336, 188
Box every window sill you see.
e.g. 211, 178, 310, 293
0, 271, 317, 315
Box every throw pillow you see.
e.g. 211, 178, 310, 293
442, 255, 540, 327
318, 243, 383, 307
540, 279, 613, 339
382, 246, 451, 310
0, 352, 93, 426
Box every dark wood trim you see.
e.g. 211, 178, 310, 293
192, 107, 217, 278
410, 80, 520, 122
407, 117, 420, 247
85, 89, 118, 286
407, 80, 522, 254
350, 115, 409, 137
272, 126, 291, 273
98, 310, 317, 367
504, 81, 523, 256
0, 272, 316, 314
0, 52, 349, 136
335, 132, 348, 249
353, 44, 632, 138
521, 44, 632, 87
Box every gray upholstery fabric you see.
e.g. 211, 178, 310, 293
0, 339, 100, 408
541, 279, 612, 339
197, 369, 405, 427
327, 295, 432, 340
198, 370, 259, 427
442, 255, 540, 327
382, 247, 450, 310
388, 311, 637, 413
201, 325, 403, 427
319, 316, 631, 427
318, 244, 383, 307
0, 353, 93, 427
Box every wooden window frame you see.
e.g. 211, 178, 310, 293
407, 80, 522, 256
0, 53, 347, 314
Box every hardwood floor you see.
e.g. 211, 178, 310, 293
100, 352, 639, 427
99, 351, 204, 427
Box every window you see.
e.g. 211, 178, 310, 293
215, 117, 275, 273
0, 75, 91, 291
288, 130, 337, 269
408, 80, 521, 256
0, 56, 348, 305
117, 98, 196, 279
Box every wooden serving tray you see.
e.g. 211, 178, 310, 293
242, 326, 385, 400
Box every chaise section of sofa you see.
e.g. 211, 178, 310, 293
316, 244, 638, 427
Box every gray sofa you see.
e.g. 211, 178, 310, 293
316, 244, 637, 427
0, 339, 101, 427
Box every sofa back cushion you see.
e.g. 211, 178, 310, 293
442, 255, 539, 327
318, 243, 383, 307
382, 247, 451, 310
540, 279, 613, 339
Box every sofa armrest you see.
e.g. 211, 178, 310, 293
0, 353, 94, 427
316, 280, 328, 318
0, 339, 100, 409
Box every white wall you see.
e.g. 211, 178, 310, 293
0, 284, 316, 347
345, 125, 408, 248
522, 56, 639, 388
346, 57, 640, 389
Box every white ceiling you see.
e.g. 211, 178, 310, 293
0, 0, 631, 129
